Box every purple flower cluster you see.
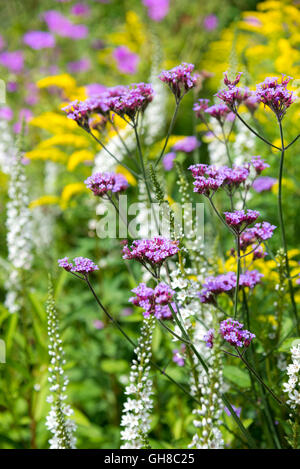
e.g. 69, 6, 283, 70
220, 318, 255, 348
159, 63, 197, 101
189, 164, 249, 196
255, 75, 294, 120
216, 72, 253, 109
199, 272, 236, 303
203, 328, 214, 348
122, 237, 179, 267
251, 156, 270, 174
199, 270, 263, 303
63, 83, 153, 126
129, 282, 174, 320
193, 98, 210, 118
172, 136, 200, 153
240, 222, 276, 251
224, 209, 260, 232
84, 172, 128, 197
58, 256, 99, 274
205, 103, 231, 122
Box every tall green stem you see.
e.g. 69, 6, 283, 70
277, 120, 299, 334
234, 234, 241, 318
155, 101, 180, 168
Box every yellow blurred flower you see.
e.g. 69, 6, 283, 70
68, 150, 95, 172
29, 195, 60, 209
60, 183, 88, 209
25, 148, 68, 163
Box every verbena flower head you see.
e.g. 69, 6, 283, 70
220, 318, 255, 348
203, 328, 215, 348
223, 72, 242, 89
158, 63, 197, 101
63, 83, 153, 127
199, 270, 263, 303
104, 82, 154, 121
255, 75, 294, 120
173, 136, 200, 153
224, 209, 260, 232
199, 272, 236, 303
252, 176, 276, 193
193, 99, 210, 119
205, 103, 231, 122
84, 172, 128, 197
129, 282, 174, 320
58, 256, 99, 274
122, 237, 179, 268
216, 73, 252, 110
240, 221, 276, 251
251, 155, 270, 174
189, 164, 249, 196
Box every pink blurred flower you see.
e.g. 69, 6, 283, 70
23, 31, 55, 50
13, 108, 33, 134
67, 58, 91, 73
93, 319, 105, 330
0, 106, 13, 121
252, 176, 276, 193
85, 83, 107, 97
163, 152, 176, 171
203, 14, 218, 31
113, 46, 139, 74
71, 3, 91, 16
0, 51, 24, 73
143, 0, 169, 22
43, 10, 88, 39
25, 83, 39, 106
7, 81, 18, 92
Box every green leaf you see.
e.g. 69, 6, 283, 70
5, 314, 18, 353
278, 337, 300, 353
100, 359, 128, 374
223, 365, 251, 388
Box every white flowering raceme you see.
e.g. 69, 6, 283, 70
232, 118, 256, 165
169, 247, 224, 449
5, 150, 33, 313
0, 119, 16, 174
283, 343, 300, 409
120, 316, 155, 449
46, 280, 77, 449
142, 59, 167, 145
189, 317, 224, 449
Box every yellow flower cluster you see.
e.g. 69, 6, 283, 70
202, 0, 300, 128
